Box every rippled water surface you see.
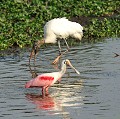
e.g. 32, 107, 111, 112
0, 38, 120, 119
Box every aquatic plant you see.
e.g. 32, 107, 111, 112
0, 0, 119, 50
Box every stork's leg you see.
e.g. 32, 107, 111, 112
52, 40, 62, 65
64, 39, 70, 50
58, 40, 62, 55
52, 39, 69, 64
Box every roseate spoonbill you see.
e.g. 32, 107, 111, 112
25, 59, 80, 96
29, 17, 83, 64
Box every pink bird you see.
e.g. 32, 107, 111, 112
25, 59, 80, 96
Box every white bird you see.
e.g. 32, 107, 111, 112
29, 17, 83, 64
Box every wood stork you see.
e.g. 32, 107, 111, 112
29, 17, 83, 64
25, 59, 80, 96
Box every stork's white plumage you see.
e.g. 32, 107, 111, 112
29, 18, 83, 64
44, 18, 83, 43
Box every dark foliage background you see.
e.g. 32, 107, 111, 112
0, 0, 120, 49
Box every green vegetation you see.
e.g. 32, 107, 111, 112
0, 0, 120, 50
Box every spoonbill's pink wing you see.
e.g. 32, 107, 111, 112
25, 75, 54, 88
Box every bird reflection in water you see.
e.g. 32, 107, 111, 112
25, 92, 76, 119
25, 93, 61, 111
25, 85, 84, 119
29, 64, 38, 78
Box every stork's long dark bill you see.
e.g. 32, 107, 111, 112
66, 60, 80, 75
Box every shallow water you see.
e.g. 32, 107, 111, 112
0, 38, 120, 119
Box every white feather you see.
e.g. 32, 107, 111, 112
43, 18, 83, 43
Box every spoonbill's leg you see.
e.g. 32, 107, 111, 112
45, 86, 49, 96
42, 87, 45, 97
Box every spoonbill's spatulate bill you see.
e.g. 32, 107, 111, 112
25, 59, 80, 96
29, 18, 83, 64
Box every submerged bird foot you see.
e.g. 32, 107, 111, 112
52, 55, 61, 65
52, 49, 69, 65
